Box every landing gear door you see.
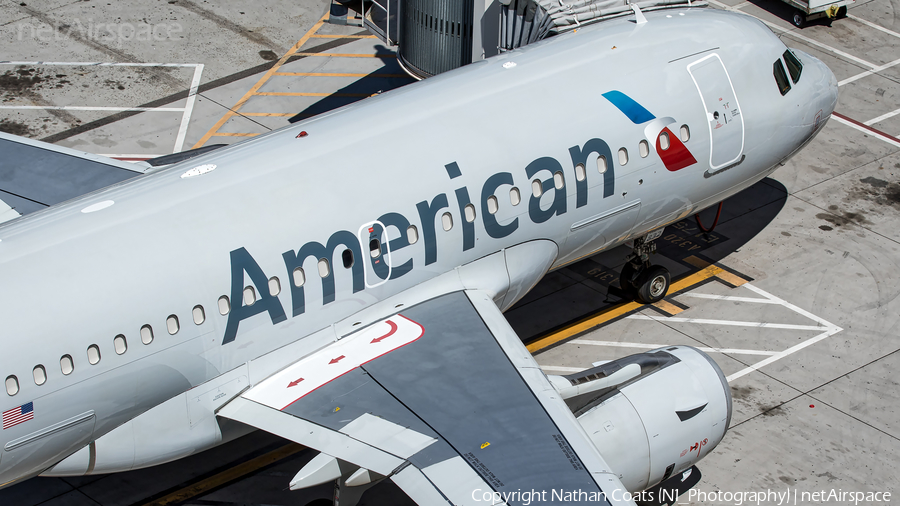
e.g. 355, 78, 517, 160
358, 221, 391, 288
687, 54, 744, 172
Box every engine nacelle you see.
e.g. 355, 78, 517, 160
548, 346, 731, 493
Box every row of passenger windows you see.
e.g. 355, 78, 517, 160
4, 129, 696, 396
774, 49, 803, 96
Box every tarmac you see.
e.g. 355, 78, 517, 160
1, 0, 899, 504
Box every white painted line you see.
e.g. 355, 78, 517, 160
726, 327, 841, 382
864, 106, 900, 126
571, 339, 778, 356
0, 106, 184, 112
681, 293, 780, 304
707, 0, 878, 70
838, 57, 900, 86
741, 284, 842, 331
174, 63, 204, 153
830, 114, 900, 148
627, 314, 829, 331
848, 14, 900, 40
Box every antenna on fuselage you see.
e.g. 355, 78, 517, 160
630, 3, 648, 24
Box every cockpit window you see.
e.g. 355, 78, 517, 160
773, 59, 791, 96
783, 50, 802, 84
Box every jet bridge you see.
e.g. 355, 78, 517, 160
354, 0, 704, 79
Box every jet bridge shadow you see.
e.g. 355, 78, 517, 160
288, 46, 415, 123
508, 177, 789, 344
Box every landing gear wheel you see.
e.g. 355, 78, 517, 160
619, 261, 639, 299
792, 10, 806, 27
636, 266, 670, 304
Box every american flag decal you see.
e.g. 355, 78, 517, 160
3, 402, 34, 430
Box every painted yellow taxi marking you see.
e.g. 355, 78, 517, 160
527, 265, 725, 353
141, 443, 305, 506
310, 33, 378, 39
191, 12, 330, 149
652, 299, 685, 316
210, 132, 260, 137
294, 52, 397, 58
240, 112, 296, 117
716, 270, 748, 287
273, 72, 410, 78
255, 91, 371, 97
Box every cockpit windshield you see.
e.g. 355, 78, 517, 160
783, 49, 803, 84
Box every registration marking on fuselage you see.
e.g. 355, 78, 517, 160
243, 315, 425, 410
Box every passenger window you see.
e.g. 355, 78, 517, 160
680, 124, 690, 142
140, 325, 154, 345
441, 212, 453, 231
193, 305, 206, 325
659, 131, 670, 151
218, 295, 231, 315
487, 196, 498, 214
369, 239, 381, 258
60, 355, 74, 375
343, 248, 355, 266
407, 225, 419, 244
317, 258, 330, 278
166, 315, 180, 335
509, 187, 521, 205
531, 179, 543, 198
268, 277, 281, 296
243, 286, 256, 306
464, 203, 476, 222
33, 365, 46, 386
639, 140, 649, 158
292, 267, 306, 287
114, 335, 128, 354
87, 344, 101, 365
618, 148, 628, 166
575, 163, 586, 181
783, 49, 802, 84
553, 171, 565, 189
5, 376, 18, 396
597, 155, 608, 174
773, 59, 791, 96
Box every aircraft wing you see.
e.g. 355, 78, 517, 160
218, 290, 636, 505
0, 132, 144, 217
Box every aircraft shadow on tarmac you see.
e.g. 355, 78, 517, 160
507, 177, 789, 343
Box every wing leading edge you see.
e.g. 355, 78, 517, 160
218, 290, 636, 506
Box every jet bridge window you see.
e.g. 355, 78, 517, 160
5, 376, 18, 396
783, 49, 802, 83
773, 59, 791, 96
33, 365, 46, 386
87, 344, 101, 365
60, 355, 74, 375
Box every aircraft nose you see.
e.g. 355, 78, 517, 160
801, 50, 838, 129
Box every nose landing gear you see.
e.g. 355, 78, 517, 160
619, 231, 671, 304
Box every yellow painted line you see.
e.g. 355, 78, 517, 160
294, 52, 397, 58
211, 132, 261, 137
652, 299, 685, 316
241, 112, 296, 117
191, 12, 330, 149
310, 33, 377, 39
141, 443, 305, 506
274, 72, 410, 78
527, 265, 724, 353
255, 92, 370, 97
716, 270, 749, 287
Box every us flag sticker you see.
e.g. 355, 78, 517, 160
3, 402, 34, 430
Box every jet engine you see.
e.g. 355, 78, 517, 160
547, 345, 731, 493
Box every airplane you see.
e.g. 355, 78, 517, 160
0, 6, 837, 506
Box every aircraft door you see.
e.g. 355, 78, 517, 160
358, 221, 391, 288
687, 54, 745, 171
